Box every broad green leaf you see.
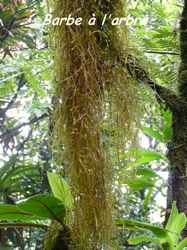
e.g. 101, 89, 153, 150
47, 172, 73, 209
166, 202, 178, 230
143, 127, 164, 142
117, 203, 187, 250
136, 167, 159, 178
0, 195, 65, 225
18, 194, 65, 224
122, 167, 158, 191
135, 149, 165, 165
0, 204, 42, 222
127, 148, 166, 166
166, 202, 187, 246
125, 176, 154, 191
116, 218, 168, 240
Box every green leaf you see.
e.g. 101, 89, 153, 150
0, 195, 65, 225
117, 203, 187, 250
116, 218, 168, 240
128, 235, 160, 245
162, 110, 172, 142
18, 194, 65, 224
143, 187, 154, 211
136, 167, 159, 178
0, 204, 40, 222
135, 149, 165, 165
143, 127, 164, 142
127, 148, 166, 166
166, 202, 179, 230
1, 166, 37, 189
125, 176, 154, 191
166, 202, 187, 246
122, 167, 158, 191
47, 172, 73, 209
176, 238, 187, 250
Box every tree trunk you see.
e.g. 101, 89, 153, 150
166, 0, 187, 237
48, 0, 130, 249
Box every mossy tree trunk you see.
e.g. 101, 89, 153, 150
48, 1, 134, 250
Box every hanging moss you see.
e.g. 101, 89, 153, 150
50, 1, 141, 249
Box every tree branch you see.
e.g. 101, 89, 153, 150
122, 54, 187, 111
0, 113, 48, 140
16, 129, 33, 152
144, 50, 179, 56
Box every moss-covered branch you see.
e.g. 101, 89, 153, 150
123, 55, 187, 111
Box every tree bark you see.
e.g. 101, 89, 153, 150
166, 0, 187, 237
